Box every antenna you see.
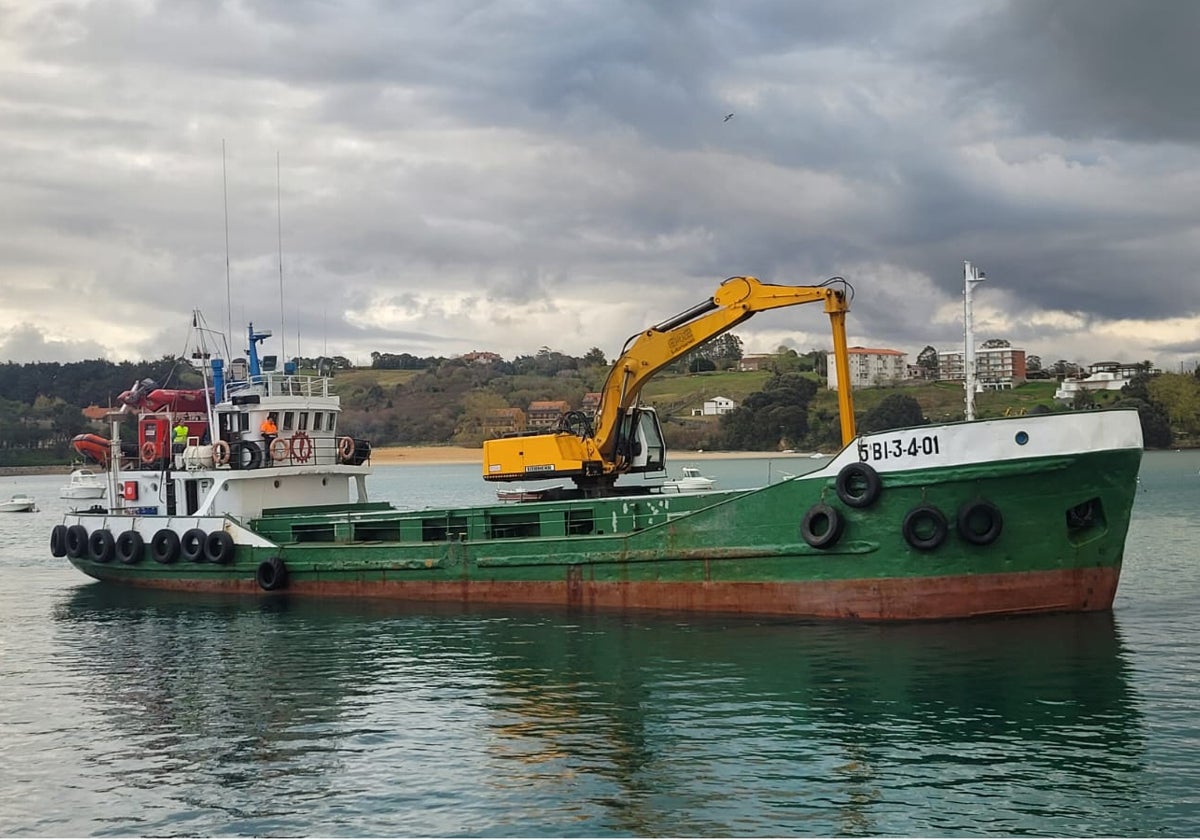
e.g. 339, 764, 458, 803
222, 140, 232, 346
277, 151, 287, 362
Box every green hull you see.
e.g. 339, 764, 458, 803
62, 415, 1143, 620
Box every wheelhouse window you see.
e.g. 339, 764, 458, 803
298, 412, 309, 431
312, 412, 323, 431
282, 411, 295, 431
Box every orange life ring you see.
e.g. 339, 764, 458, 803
269, 437, 290, 462
338, 436, 355, 462
290, 431, 313, 463
140, 440, 157, 463
213, 439, 231, 466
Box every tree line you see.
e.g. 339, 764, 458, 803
3, 344, 1198, 466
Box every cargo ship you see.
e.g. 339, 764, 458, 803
51, 277, 1143, 620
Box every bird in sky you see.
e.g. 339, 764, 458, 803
723, 113, 734, 122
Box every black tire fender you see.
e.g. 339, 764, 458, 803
957, 499, 1004, 546
151, 529, 180, 564
115, 530, 145, 565
836, 462, 882, 508
50, 524, 68, 558
180, 528, 208, 562
88, 529, 115, 563
204, 530, 235, 565
800, 503, 844, 549
256, 556, 289, 591
902, 504, 948, 552
239, 439, 263, 470
65, 524, 89, 559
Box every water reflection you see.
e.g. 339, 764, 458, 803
52, 585, 1145, 836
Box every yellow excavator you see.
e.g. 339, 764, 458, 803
482, 275, 857, 494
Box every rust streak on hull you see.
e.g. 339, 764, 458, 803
105, 566, 1121, 621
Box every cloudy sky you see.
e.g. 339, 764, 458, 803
3, 0, 1199, 373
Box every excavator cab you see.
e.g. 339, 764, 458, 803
616, 407, 666, 474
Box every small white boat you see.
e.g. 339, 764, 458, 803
60, 469, 107, 500
0, 493, 37, 512
497, 484, 565, 502
659, 466, 716, 494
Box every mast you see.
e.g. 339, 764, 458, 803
222, 140, 232, 347
277, 151, 287, 365
963, 260, 986, 421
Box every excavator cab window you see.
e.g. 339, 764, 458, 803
617, 408, 666, 474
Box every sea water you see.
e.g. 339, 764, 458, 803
0, 452, 1198, 836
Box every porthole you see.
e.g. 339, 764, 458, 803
1015, 431, 1029, 446
273, 479, 281, 488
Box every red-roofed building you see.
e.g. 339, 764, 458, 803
526, 400, 571, 429
484, 407, 526, 437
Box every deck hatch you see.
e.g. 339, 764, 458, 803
354, 521, 403, 542
422, 516, 468, 542
567, 509, 594, 535
292, 523, 336, 542
487, 512, 541, 539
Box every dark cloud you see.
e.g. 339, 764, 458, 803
941, 0, 1200, 144
0, 324, 109, 364
1, 0, 1198, 371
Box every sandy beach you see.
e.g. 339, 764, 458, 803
1, 447, 827, 476
370, 445, 827, 466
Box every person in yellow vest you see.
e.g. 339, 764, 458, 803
171, 421, 188, 466
260, 414, 278, 461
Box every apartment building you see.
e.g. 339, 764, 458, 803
826, 347, 909, 391
938, 347, 1027, 388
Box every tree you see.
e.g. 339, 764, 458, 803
916, 345, 938, 378
1147, 372, 1200, 439
981, 338, 1011, 348
768, 346, 812, 374
1026, 355, 1042, 372
682, 332, 745, 372
1053, 359, 1083, 378
809, 349, 828, 378
718, 373, 818, 450
583, 347, 607, 367
1114, 397, 1171, 448
708, 333, 744, 369
859, 394, 927, 434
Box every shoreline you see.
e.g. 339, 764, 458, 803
0, 447, 825, 476
368, 445, 830, 466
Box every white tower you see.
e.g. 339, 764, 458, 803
963, 261, 986, 421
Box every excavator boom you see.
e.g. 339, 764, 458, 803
483, 275, 857, 487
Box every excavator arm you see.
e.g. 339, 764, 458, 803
482, 275, 857, 488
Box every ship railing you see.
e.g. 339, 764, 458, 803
224, 372, 335, 400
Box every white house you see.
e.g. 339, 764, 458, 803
1053, 362, 1137, 403
694, 396, 737, 416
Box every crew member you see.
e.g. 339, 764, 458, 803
172, 421, 188, 453
261, 413, 278, 460
171, 421, 188, 467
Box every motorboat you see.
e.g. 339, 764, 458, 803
658, 466, 716, 494
60, 469, 107, 500
497, 484, 565, 502
1, 494, 37, 512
